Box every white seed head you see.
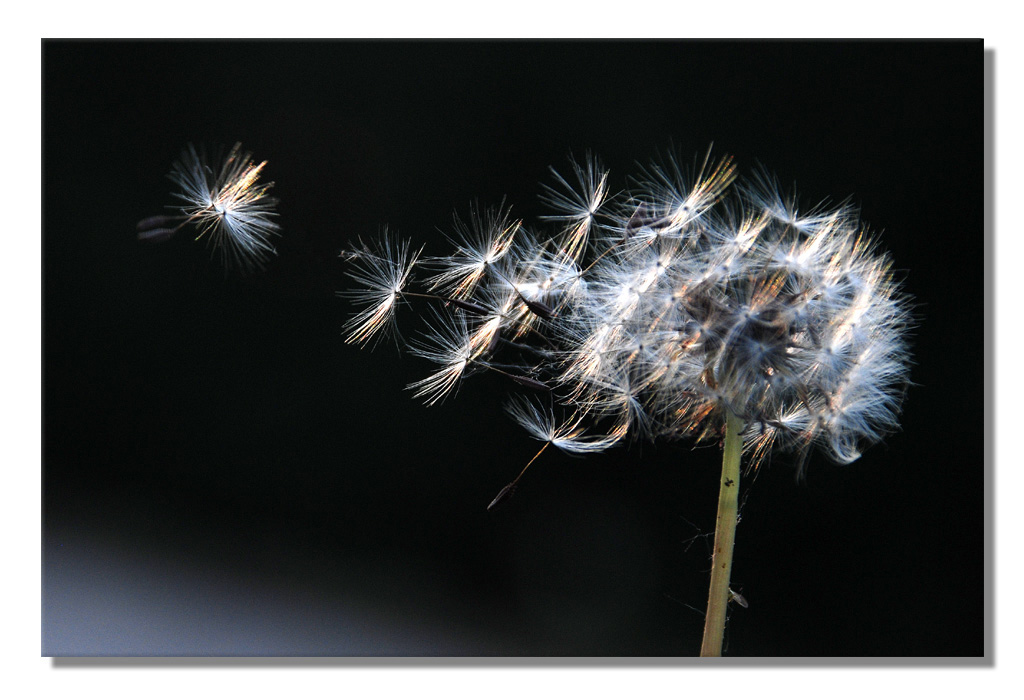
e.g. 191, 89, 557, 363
342, 149, 914, 470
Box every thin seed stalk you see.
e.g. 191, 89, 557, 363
700, 408, 744, 657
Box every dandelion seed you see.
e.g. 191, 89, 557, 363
540, 153, 612, 263
632, 148, 737, 239
341, 233, 423, 348
742, 166, 855, 236
168, 143, 281, 272
505, 396, 626, 455
406, 311, 480, 405
427, 202, 520, 299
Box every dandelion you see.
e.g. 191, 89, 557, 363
137, 143, 281, 273
341, 147, 913, 656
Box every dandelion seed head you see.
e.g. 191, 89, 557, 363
342, 147, 913, 472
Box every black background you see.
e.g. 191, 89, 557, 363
42, 40, 983, 656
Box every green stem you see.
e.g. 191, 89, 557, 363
700, 408, 744, 657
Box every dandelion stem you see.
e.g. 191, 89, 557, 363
700, 408, 744, 657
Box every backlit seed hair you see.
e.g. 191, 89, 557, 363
137, 143, 281, 273
342, 148, 913, 491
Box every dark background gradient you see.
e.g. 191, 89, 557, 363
43, 40, 983, 656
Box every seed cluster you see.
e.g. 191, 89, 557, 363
342, 151, 912, 469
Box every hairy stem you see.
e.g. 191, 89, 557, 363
700, 408, 744, 657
